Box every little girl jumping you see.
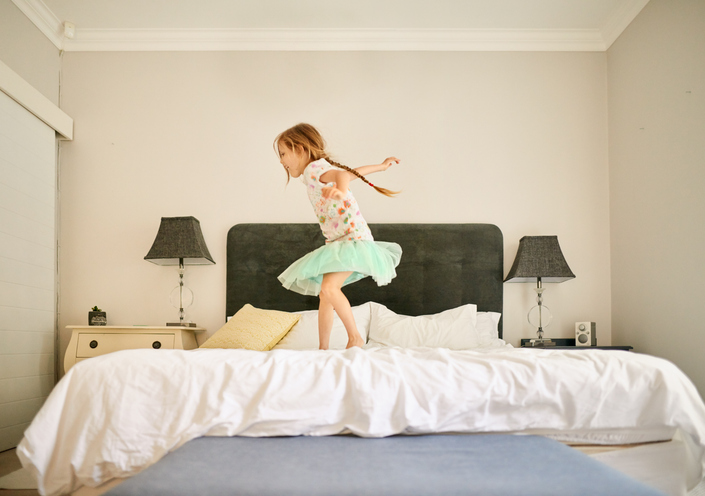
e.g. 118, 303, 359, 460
275, 123, 402, 350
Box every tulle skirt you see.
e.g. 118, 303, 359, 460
278, 240, 402, 296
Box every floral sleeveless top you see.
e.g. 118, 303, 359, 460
301, 159, 374, 244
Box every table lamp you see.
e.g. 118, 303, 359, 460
504, 235, 575, 347
144, 216, 215, 327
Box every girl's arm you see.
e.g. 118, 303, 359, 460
353, 157, 400, 178
321, 157, 399, 199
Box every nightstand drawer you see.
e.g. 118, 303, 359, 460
65, 325, 205, 373
76, 333, 175, 357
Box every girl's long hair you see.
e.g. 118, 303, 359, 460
274, 123, 399, 197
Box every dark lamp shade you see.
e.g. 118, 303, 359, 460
144, 216, 215, 266
504, 235, 575, 283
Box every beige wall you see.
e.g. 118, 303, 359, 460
57, 50, 611, 369
0, 0, 61, 105
608, 0, 705, 395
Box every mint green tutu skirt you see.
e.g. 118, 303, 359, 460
278, 240, 402, 296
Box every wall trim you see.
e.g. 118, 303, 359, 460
61, 27, 607, 52
0, 60, 73, 139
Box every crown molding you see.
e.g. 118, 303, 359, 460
601, 0, 650, 49
61, 28, 607, 52
13, 0, 651, 53
11, 0, 64, 50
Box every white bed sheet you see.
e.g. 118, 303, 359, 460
18, 346, 705, 496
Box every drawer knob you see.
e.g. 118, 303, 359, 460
90, 340, 98, 349
152, 341, 161, 349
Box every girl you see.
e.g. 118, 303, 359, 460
275, 123, 402, 350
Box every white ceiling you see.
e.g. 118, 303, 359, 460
13, 0, 650, 51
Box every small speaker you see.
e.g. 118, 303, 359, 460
575, 322, 596, 346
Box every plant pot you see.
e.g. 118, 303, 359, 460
89, 311, 107, 326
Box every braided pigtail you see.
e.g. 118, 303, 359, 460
328, 160, 400, 197
274, 123, 400, 196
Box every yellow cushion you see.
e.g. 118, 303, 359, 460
200, 304, 300, 351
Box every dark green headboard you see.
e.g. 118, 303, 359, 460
226, 223, 503, 337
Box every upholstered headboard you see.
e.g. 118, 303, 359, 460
226, 223, 504, 337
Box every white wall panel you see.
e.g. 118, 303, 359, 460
0, 330, 54, 355
0, 353, 53, 379
0, 191, 54, 231
0, 208, 54, 247
0, 257, 54, 290
0, 307, 54, 332
0, 281, 54, 311
0, 88, 56, 451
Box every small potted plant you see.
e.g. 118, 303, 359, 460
89, 306, 107, 326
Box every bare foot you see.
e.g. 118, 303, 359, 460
346, 337, 365, 349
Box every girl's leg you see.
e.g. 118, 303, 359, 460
318, 271, 364, 350
318, 292, 335, 350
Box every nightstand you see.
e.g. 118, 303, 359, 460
520, 338, 633, 350
64, 325, 206, 373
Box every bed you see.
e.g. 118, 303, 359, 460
17, 223, 705, 496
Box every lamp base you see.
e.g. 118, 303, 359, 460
166, 322, 198, 327
525, 338, 556, 348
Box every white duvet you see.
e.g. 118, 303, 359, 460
18, 346, 705, 496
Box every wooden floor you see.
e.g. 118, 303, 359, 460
0, 448, 39, 496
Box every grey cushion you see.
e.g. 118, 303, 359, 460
106, 435, 663, 496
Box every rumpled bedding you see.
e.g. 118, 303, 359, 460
17, 346, 705, 496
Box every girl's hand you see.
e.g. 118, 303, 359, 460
379, 157, 400, 171
322, 183, 345, 200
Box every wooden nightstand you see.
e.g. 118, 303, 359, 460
64, 325, 206, 373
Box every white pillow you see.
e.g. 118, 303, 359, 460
367, 302, 479, 349
475, 311, 502, 345
272, 302, 371, 350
